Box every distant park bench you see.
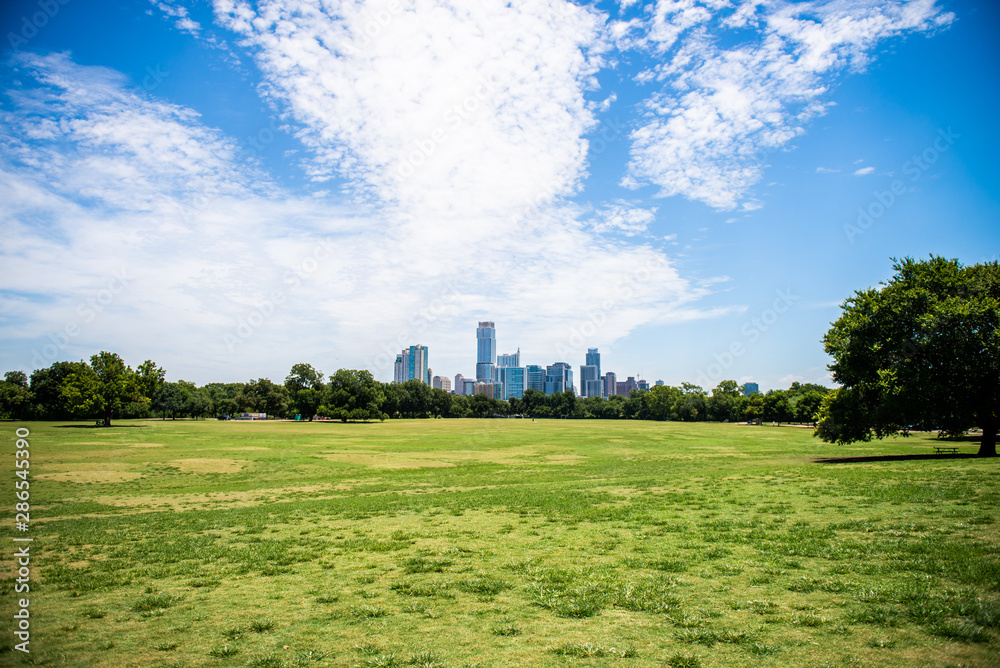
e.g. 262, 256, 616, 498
932, 445, 959, 454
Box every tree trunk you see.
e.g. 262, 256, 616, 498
104, 409, 113, 427
979, 413, 997, 457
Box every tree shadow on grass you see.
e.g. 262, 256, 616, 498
53, 424, 148, 429
813, 453, 979, 464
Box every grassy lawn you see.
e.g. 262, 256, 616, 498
1, 419, 997, 667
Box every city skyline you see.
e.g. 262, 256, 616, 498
1, 1, 997, 391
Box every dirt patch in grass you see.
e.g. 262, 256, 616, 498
38, 464, 145, 484
131, 443, 165, 448
171, 458, 245, 473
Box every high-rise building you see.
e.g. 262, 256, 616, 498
586, 348, 601, 379
454, 373, 467, 395
638, 379, 650, 391
579, 364, 600, 398
393, 351, 408, 383
432, 376, 452, 392
393, 345, 429, 384
603, 371, 617, 397
743, 382, 760, 396
497, 348, 520, 368
545, 362, 574, 395
476, 321, 496, 383
616, 376, 638, 396
498, 366, 525, 400
462, 378, 477, 396
655, 380, 664, 386
526, 365, 546, 393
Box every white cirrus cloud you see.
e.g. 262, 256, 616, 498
854, 165, 875, 175
620, 0, 953, 210
591, 202, 658, 236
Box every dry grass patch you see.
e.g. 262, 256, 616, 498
171, 458, 245, 473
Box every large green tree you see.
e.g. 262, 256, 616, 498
817, 256, 999, 457
285, 363, 326, 421
0, 371, 32, 420
61, 352, 157, 426
320, 369, 385, 422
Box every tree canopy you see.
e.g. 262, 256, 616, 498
817, 256, 999, 456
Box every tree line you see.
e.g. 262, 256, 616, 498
0, 355, 828, 425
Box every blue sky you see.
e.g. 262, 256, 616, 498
1, 0, 997, 390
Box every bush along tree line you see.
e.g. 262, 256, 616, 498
0, 354, 828, 425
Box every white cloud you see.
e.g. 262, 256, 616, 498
816, 166, 839, 173
591, 202, 657, 236
1, 50, 717, 382
620, 0, 953, 210
854, 166, 875, 175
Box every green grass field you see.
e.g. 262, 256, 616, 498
1, 419, 997, 668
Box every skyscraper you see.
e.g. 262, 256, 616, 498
393, 345, 429, 384
580, 364, 600, 398
526, 365, 546, 393
497, 366, 525, 400
586, 348, 601, 379
476, 321, 496, 383
545, 362, 573, 395
603, 371, 617, 397
497, 348, 520, 368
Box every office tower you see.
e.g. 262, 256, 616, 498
603, 371, 617, 397
393, 345, 429, 384
526, 365, 546, 393
476, 321, 496, 383
545, 362, 573, 395
498, 366, 525, 400
743, 382, 760, 396
393, 351, 408, 383
497, 348, 520, 368
655, 380, 664, 386
638, 379, 650, 391
454, 373, 467, 395
586, 348, 601, 379
433, 376, 452, 392
579, 364, 600, 398
616, 376, 638, 396
462, 378, 477, 396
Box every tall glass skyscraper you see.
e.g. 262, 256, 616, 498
580, 364, 600, 398
526, 365, 546, 393
545, 362, 573, 395
585, 348, 601, 379
393, 345, 429, 384
476, 321, 496, 382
